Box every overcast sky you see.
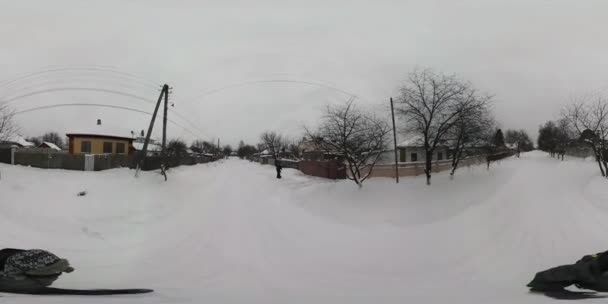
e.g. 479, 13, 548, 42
2, 0, 608, 147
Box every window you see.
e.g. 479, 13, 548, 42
103, 142, 113, 154
116, 143, 125, 154
81, 141, 91, 154
399, 149, 405, 162
411, 153, 418, 162
438, 152, 443, 160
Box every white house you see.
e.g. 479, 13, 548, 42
396, 136, 450, 163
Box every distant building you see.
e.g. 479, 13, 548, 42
66, 119, 134, 155
0, 134, 34, 148
67, 133, 133, 155
396, 136, 449, 163
132, 137, 162, 156
38, 142, 62, 151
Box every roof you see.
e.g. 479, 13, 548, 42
0, 133, 34, 147
40, 142, 61, 150
398, 135, 424, 147
132, 142, 162, 152
66, 121, 137, 141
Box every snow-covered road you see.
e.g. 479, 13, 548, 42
2, 151, 608, 303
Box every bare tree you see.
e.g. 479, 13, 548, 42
447, 97, 494, 178
26, 136, 42, 147
260, 131, 286, 161
222, 145, 233, 156
41, 132, 64, 148
190, 140, 205, 153
306, 99, 390, 187
562, 96, 608, 177
288, 140, 302, 160
0, 104, 18, 142
505, 129, 534, 157
397, 69, 488, 185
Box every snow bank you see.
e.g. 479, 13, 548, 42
1, 151, 608, 303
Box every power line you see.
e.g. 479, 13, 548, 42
182, 79, 359, 103
12, 103, 206, 140
0, 66, 160, 89
0, 87, 209, 138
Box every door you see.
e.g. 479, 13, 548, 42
84, 154, 95, 171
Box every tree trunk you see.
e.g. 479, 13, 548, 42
591, 144, 606, 177
450, 147, 464, 179
425, 150, 432, 185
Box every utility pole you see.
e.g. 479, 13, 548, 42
161, 85, 170, 180
136, 84, 168, 179
390, 97, 399, 183
217, 138, 220, 156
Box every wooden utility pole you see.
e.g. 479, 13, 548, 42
390, 97, 399, 183
136, 84, 168, 179
217, 138, 220, 155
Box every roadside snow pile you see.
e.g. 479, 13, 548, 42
1, 151, 608, 304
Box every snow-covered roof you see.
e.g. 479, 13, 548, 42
0, 133, 34, 147
40, 142, 61, 150
132, 142, 162, 152
261, 149, 270, 155
66, 121, 137, 140
398, 136, 424, 147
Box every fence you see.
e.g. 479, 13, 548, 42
298, 160, 346, 179
368, 156, 487, 178
132, 153, 220, 171
11, 149, 86, 170
0, 148, 11, 164
0, 148, 220, 171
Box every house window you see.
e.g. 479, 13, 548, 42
116, 143, 125, 154
438, 152, 443, 160
81, 141, 91, 154
411, 153, 418, 162
103, 142, 113, 154
400, 149, 406, 162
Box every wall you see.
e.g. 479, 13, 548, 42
299, 160, 346, 179
397, 147, 449, 163
93, 154, 130, 171
368, 156, 486, 178
13, 150, 85, 170
69, 136, 131, 155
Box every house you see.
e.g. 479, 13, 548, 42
67, 133, 133, 155
66, 120, 134, 155
0, 134, 34, 149
132, 137, 162, 156
397, 136, 449, 163
38, 142, 62, 151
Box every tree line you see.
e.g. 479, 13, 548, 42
252, 68, 534, 187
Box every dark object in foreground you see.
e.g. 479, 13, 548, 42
276, 164, 282, 179
0, 248, 153, 296
529, 288, 608, 300
6, 287, 153, 295
527, 250, 608, 294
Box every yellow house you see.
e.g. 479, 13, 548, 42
67, 133, 134, 155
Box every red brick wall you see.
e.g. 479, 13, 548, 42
298, 160, 346, 179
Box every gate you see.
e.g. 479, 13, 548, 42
84, 154, 95, 171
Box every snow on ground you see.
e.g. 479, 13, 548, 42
1, 151, 608, 303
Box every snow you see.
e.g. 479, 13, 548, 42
398, 135, 424, 147
0, 134, 34, 147
1, 151, 608, 303
132, 142, 162, 152
40, 142, 61, 151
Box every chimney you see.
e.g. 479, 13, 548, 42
97, 119, 102, 125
